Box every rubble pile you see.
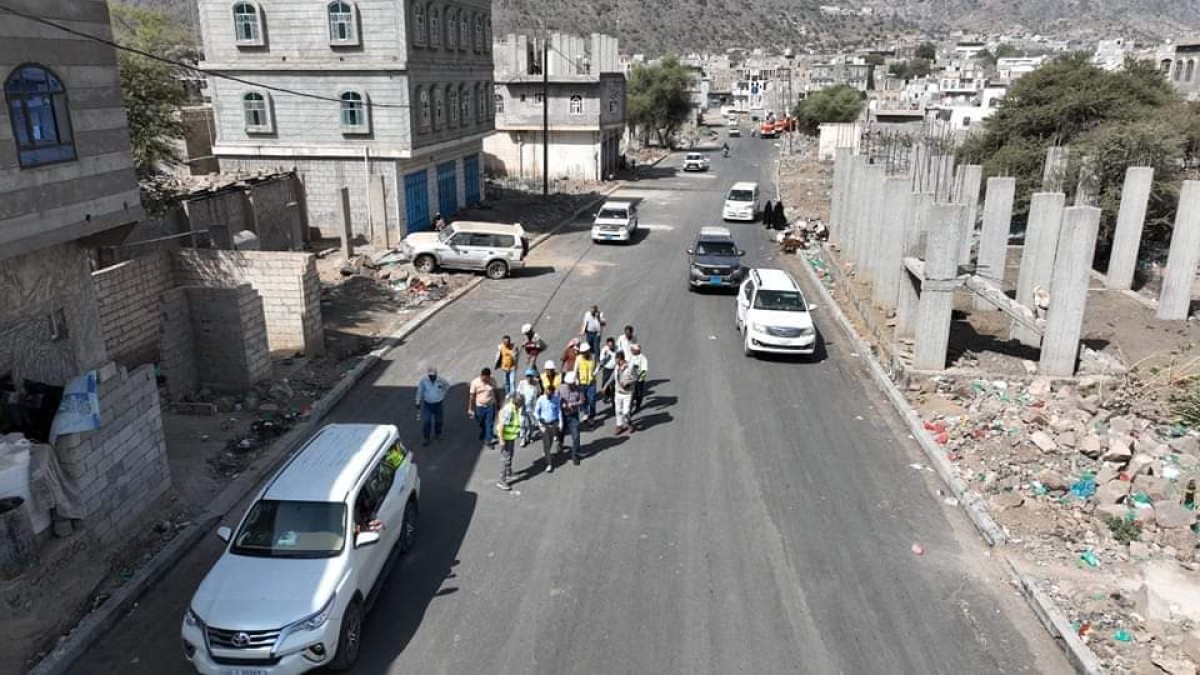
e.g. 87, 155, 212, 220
910, 374, 1200, 671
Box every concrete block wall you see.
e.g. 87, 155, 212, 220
158, 288, 199, 399
93, 251, 173, 367
55, 363, 170, 545
173, 249, 325, 356
186, 285, 271, 391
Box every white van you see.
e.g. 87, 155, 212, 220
722, 182, 760, 222
592, 200, 639, 243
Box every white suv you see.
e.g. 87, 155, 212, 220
403, 221, 528, 279
735, 268, 818, 357
682, 152, 710, 171
591, 200, 639, 243
182, 424, 420, 674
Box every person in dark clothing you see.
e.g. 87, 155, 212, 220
773, 202, 787, 231
762, 199, 774, 227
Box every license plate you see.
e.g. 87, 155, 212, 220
708, 276, 723, 285
220, 669, 267, 675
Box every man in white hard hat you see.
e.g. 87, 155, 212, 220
540, 359, 561, 391
521, 323, 547, 372
573, 342, 599, 425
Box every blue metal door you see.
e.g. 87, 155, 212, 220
437, 161, 458, 217
404, 170, 429, 232
464, 154, 480, 205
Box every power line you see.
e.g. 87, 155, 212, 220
0, 2, 411, 109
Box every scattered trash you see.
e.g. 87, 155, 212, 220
1113, 629, 1133, 642
1069, 474, 1097, 499
1080, 550, 1100, 568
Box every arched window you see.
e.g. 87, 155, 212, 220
473, 15, 483, 51
434, 87, 445, 128
569, 95, 583, 115
445, 8, 457, 49
232, 2, 263, 45
5, 64, 75, 166
1189, 59, 1197, 83
608, 94, 619, 114
328, 1, 357, 44
458, 12, 469, 51
242, 91, 272, 132
340, 91, 368, 132
418, 87, 431, 130
494, 92, 504, 114
413, 4, 427, 46
429, 6, 441, 47
476, 83, 486, 121
460, 86, 471, 124
448, 86, 459, 126
1175, 60, 1185, 81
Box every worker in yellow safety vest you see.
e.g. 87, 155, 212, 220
573, 343, 598, 424
540, 360, 562, 391
496, 394, 524, 491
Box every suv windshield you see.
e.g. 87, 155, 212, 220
695, 241, 738, 257
437, 226, 456, 243
597, 208, 628, 220
754, 290, 806, 312
230, 500, 347, 558
687, 154, 703, 160
728, 190, 754, 202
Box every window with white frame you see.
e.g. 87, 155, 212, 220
328, 1, 358, 45
243, 91, 272, 133
448, 86, 458, 126
418, 87, 431, 130
460, 86, 470, 124
340, 91, 369, 132
232, 2, 264, 45
473, 15, 483, 51
429, 6, 440, 47
5, 64, 76, 167
445, 8, 457, 49
569, 95, 583, 115
434, 87, 445, 128
413, 3, 427, 45
458, 12, 469, 51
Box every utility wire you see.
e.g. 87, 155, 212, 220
0, 1, 412, 108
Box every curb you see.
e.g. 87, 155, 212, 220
23, 167, 660, 675
1007, 560, 1107, 675
791, 244, 1008, 546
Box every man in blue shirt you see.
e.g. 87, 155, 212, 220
534, 385, 561, 474
414, 366, 449, 445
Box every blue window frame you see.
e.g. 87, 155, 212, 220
5, 64, 75, 167
404, 170, 430, 232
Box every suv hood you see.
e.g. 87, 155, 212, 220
403, 232, 440, 248
191, 554, 344, 630
750, 308, 814, 330
693, 253, 739, 267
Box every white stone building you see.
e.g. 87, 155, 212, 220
196, 0, 495, 239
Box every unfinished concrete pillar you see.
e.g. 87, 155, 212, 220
1157, 180, 1200, 320
955, 165, 984, 265
873, 177, 912, 310
974, 177, 1017, 310
855, 164, 886, 280
914, 204, 967, 371
1042, 146, 1070, 192
844, 157, 869, 262
1040, 207, 1102, 376
1074, 155, 1100, 207
1106, 167, 1154, 291
829, 147, 853, 240
895, 192, 934, 339
339, 186, 355, 258
1012, 192, 1065, 345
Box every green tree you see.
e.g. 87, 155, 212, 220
792, 84, 863, 135
915, 41, 937, 61
109, 3, 195, 175
626, 55, 694, 148
887, 58, 931, 81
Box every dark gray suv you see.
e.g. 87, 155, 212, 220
687, 226, 745, 290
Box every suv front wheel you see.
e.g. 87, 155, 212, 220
485, 260, 509, 280
413, 255, 437, 274
328, 599, 363, 671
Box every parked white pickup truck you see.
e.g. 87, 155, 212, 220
682, 152, 710, 172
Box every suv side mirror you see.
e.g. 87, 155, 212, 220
355, 531, 382, 548
217, 526, 232, 543
686, 248, 694, 255
807, 303, 818, 312
737, 250, 745, 257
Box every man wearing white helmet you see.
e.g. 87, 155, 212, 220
539, 359, 562, 391
559, 371, 586, 465
521, 323, 547, 372
573, 342, 599, 424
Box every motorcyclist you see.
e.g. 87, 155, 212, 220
722, 142, 729, 157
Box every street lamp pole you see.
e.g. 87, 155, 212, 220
543, 36, 549, 197
784, 49, 795, 154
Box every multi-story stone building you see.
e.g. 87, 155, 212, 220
485, 33, 625, 181
1160, 40, 1200, 101
807, 57, 872, 94
196, 0, 494, 239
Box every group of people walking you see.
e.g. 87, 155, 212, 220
413, 305, 649, 491
760, 199, 788, 230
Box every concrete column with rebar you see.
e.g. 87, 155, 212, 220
1012, 192, 1065, 345
1042, 146, 1069, 192
896, 192, 934, 339
1157, 180, 1200, 320
1105, 166, 1154, 291
914, 204, 967, 370
1040, 206, 1101, 376
955, 165, 984, 265
856, 164, 886, 280
873, 176, 912, 310
829, 148, 853, 243
974, 177, 1017, 310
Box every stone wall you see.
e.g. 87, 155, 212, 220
92, 251, 174, 367
55, 363, 170, 545
158, 288, 198, 399
174, 250, 324, 356
186, 285, 271, 391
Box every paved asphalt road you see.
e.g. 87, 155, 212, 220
71, 140, 1070, 675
